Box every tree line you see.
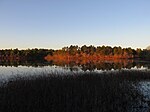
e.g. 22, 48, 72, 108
54, 45, 139, 57
0, 45, 149, 60
46, 45, 149, 60
0, 48, 53, 60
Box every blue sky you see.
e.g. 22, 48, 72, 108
0, 0, 150, 49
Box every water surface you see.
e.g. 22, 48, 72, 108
0, 59, 150, 112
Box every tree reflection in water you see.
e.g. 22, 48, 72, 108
0, 59, 148, 71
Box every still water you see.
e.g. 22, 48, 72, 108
0, 59, 150, 112
0, 59, 150, 78
0, 59, 150, 85
0, 60, 149, 79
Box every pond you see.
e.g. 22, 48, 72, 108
0, 59, 150, 76
0, 59, 150, 112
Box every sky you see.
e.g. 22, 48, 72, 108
0, 0, 150, 49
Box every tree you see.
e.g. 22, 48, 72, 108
69, 45, 79, 55
88, 45, 96, 55
113, 46, 122, 56
81, 45, 88, 54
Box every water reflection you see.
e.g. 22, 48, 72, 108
0, 59, 150, 71
0, 59, 150, 83
0, 59, 150, 111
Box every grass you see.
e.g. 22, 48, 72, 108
0, 70, 150, 112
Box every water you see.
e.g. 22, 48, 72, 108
0, 59, 150, 82
0, 60, 149, 81
0, 59, 150, 111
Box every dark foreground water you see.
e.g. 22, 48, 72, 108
0, 60, 150, 112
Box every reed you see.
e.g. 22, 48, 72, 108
0, 70, 150, 112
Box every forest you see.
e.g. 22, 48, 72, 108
0, 45, 150, 61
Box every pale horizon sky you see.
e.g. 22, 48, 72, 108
0, 0, 150, 50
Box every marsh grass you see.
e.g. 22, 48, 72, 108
0, 70, 150, 112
